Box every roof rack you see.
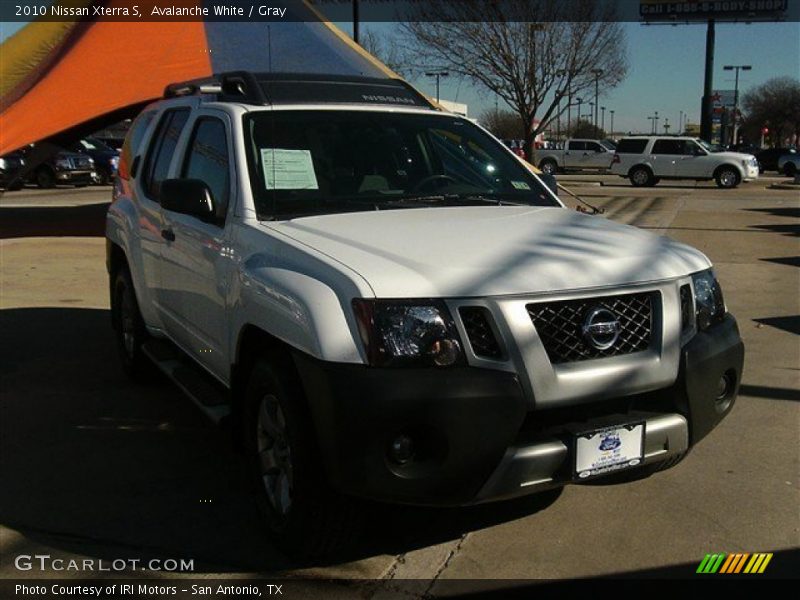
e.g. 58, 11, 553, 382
163, 71, 437, 110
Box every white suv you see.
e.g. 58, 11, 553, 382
106, 72, 744, 556
610, 136, 759, 188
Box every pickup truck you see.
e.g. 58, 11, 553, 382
106, 72, 744, 557
534, 139, 615, 175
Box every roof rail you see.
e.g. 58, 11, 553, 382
162, 71, 437, 109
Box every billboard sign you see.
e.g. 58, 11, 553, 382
640, 0, 789, 22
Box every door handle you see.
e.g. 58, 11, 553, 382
161, 229, 175, 242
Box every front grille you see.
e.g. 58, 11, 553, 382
527, 292, 656, 364
460, 307, 502, 359
71, 156, 92, 170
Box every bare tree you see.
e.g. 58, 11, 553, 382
399, 0, 628, 157
741, 77, 800, 147
480, 108, 526, 140
359, 29, 409, 77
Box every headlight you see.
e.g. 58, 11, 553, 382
353, 299, 464, 367
692, 269, 725, 330
110, 156, 119, 168
87, 157, 95, 165
55, 158, 71, 169
0, 158, 6, 169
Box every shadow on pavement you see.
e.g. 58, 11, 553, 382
760, 256, 800, 268
0, 307, 562, 574
745, 207, 800, 219
753, 315, 800, 336
0, 203, 108, 239
738, 385, 800, 403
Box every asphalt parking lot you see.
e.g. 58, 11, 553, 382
1, 177, 798, 589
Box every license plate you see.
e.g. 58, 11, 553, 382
573, 422, 645, 480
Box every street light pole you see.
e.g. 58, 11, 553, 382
664, 118, 670, 134
724, 64, 752, 146
609, 110, 615, 138
425, 71, 449, 103
601, 106, 606, 132
352, 0, 359, 44
591, 68, 603, 130
655, 111, 659, 134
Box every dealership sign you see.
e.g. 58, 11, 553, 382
640, 0, 789, 21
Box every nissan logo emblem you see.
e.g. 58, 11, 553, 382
582, 307, 621, 350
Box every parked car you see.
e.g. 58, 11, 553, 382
0, 151, 26, 190
107, 72, 744, 556
534, 138, 614, 174
503, 139, 526, 160
777, 152, 799, 176
94, 136, 124, 151
23, 147, 96, 188
610, 136, 759, 188
72, 137, 119, 185
756, 147, 796, 173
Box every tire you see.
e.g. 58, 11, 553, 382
6, 180, 23, 191
714, 166, 740, 189
629, 165, 654, 187
539, 159, 558, 176
784, 162, 798, 177
35, 167, 55, 189
111, 266, 155, 381
244, 357, 359, 559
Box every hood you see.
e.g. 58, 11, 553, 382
715, 151, 756, 161
267, 206, 711, 298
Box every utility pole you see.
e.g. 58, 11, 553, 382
664, 118, 670, 134
679, 110, 684, 135
425, 71, 449, 103
724, 64, 752, 146
609, 110, 615, 138
700, 19, 716, 142
601, 106, 606, 132
591, 68, 603, 130
654, 111, 660, 134
352, 0, 359, 44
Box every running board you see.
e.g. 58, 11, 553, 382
142, 339, 231, 424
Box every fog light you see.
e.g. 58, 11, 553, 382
716, 374, 732, 401
389, 435, 415, 465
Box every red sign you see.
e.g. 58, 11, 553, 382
761, 127, 770, 135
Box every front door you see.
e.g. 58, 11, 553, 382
158, 114, 235, 381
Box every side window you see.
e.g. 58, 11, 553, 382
118, 110, 155, 180
587, 142, 603, 153
652, 139, 683, 155
683, 141, 703, 155
181, 118, 230, 220
568, 141, 586, 151
142, 109, 190, 201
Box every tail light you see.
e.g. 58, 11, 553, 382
612, 153, 621, 164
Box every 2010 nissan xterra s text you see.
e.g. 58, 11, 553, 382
106, 72, 745, 557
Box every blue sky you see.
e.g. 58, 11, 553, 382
349, 20, 800, 134
2, 18, 797, 134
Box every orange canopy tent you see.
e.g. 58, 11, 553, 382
0, 0, 397, 156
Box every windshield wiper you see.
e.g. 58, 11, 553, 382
383, 193, 524, 208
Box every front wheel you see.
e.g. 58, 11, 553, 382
35, 167, 55, 189
539, 159, 558, 176
629, 166, 654, 187
244, 358, 358, 559
784, 162, 798, 177
715, 167, 740, 189
111, 267, 154, 381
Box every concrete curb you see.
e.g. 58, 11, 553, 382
767, 183, 800, 190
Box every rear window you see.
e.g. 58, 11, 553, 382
615, 139, 649, 154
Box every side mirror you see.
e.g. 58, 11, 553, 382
160, 178, 216, 221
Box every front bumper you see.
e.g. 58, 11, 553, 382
293, 314, 744, 506
55, 170, 95, 185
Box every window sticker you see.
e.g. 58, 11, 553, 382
511, 180, 531, 190
260, 148, 319, 190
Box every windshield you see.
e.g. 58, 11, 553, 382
696, 139, 722, 153
243, 110, 558, 219
79, 138, 113, 152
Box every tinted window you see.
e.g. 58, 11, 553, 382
119, 110, 155, 180
142, 109, 190, 200
586, 142, 604, 152
652, 139, 684, 155
615, 139, 648, 154
568, 141, 586, 151
182, 118, 230, 220
243, 111, 557, 219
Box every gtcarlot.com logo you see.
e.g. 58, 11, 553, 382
15, 554, 195, 572
696, 552, 773, 574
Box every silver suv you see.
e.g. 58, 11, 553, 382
106, 72, 745, 556
610, 136, 760, 188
